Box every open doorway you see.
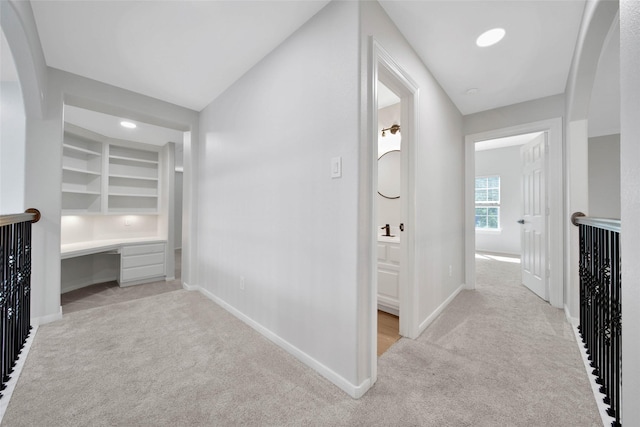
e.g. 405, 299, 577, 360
376, 81, 401, 356
473, 132, 545, 299
465, 118, 564, 309
368, 40, 420, 385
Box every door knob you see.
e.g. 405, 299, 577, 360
517, 219, 525, 224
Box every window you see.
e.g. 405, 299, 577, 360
475, 176, 500, 230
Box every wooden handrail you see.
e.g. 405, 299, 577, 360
0, 208, 41, 227
571, 212, 621, 233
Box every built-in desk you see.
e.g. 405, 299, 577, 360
61, 238, 167, 290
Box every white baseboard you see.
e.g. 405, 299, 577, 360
571, 324, 616, 427
31, 306, 63, 326
564, 304, 579, 327
417, 284, 464, 336
182, 281, 198, 291
0, 325, 38, 424
194, 285, 369, 399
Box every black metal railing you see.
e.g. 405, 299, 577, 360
573, 213, 622, 427
0, 209, 39, 399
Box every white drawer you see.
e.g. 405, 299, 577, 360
121, 252, 164, 269
377, 244, 387, 262
388, 245, 401, 264
378, 268, 399, 299
121, 243, 165, 256
121, 264, 165, 281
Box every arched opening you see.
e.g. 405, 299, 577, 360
0, 28, 26, 214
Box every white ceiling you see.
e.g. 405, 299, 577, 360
379, 0, 586, 115
378, 82, 401, 109
30, 0, 331, 112
18, 0, 620, 136
28, 0, 589, 116
64, 105, 184, 147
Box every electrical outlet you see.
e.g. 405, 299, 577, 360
449, 265, 453, 277
239, 276, 245, 290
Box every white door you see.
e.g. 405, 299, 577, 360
520, 133, 547, 301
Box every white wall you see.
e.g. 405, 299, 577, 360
621, 1, 640, 424
588, 134, 620, 219
463, 94, 564, 136
377, 102, 401, 229
0, 82, 25, 214
361, 1, 465, 333
61, 215, 159, 245
198, 1, 361, 394
475, 145, 522, 255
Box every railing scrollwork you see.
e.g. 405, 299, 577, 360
573, 213, 621, 427
0, 209, 39, 399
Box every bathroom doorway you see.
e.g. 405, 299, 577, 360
376, 81, 402, 355
368, 40, 419, 384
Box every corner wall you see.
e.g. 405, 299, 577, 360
197, 1, 362, 394
620, 1, 640, 423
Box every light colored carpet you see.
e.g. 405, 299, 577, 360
2, 256, 600, 426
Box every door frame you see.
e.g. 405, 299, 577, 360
464, 118, 564, 308
369, 38, 419, 383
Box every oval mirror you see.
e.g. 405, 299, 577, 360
378, 150, 401, 199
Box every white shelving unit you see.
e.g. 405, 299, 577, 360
62, 132, 103, 214
61, 126, 162, 215
107, 145, 160, 214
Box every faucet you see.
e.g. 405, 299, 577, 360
381, 224, 391, 237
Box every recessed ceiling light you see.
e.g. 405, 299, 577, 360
476, 28, 506, 47
466, 88, 479, 95
120, 121, 137, 129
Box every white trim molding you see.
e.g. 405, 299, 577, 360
367, 37, 421, 386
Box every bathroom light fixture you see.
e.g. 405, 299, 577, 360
120, 121, 137, 129
476, 28, 506, 47
381, 124, 401, 137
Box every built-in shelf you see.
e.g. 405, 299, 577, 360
62, 192, 101, 214
62, 128, 162, 215
62, 143, 101, 156
107, 145, 159, 213
109, 155, 159, 165
62, 131, 103, 213
63, 189, 101, 195
62, 167, 102, 176
108, 174, 159, 181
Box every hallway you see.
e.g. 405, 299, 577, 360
2, 256, 600, 426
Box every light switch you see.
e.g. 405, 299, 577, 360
331, 157, 342, 178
